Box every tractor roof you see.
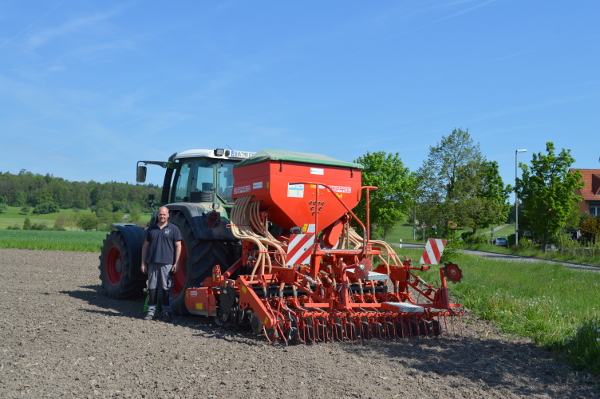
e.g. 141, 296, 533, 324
234, 149, 363, 169
175, 149, 254, 161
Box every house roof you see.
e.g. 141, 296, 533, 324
571, 169, 600, 201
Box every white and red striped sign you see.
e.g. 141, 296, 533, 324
420, 238, 447, 265
286, 234, 315, 266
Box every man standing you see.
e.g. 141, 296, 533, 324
141, 206, 182, 322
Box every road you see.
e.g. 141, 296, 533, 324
392, 242, 600, 273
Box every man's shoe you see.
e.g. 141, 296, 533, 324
144, 313, 154, 321
162, 312, 171, 323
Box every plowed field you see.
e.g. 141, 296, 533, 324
0, 248, 596, 398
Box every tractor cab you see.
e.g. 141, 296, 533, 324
136, 148, 254, 206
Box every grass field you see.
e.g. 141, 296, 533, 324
0, 229, 107, 252
392, 246, 600, 377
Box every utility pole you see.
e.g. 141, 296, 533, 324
515, 149, 527, 245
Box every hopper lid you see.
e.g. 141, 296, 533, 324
234, 149, 363, 169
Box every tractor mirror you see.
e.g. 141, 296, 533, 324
136, 165, 147, 183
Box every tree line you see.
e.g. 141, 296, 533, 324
0, 169, 161, 214
354, 129, 584, 252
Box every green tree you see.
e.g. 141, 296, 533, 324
515, 142, 584, 251
0, 203, 7, 214
12, 191, 26, 207
21, 205, 30, 215
462, 161, 512, 236
77, 213, 100, 231
112, 210, 125, 224
353, 151, 416, 239
129, 204, 143, 224
416, 128, 485, 231
23, 218, 31, 230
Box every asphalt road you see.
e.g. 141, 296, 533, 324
392, 242, 600, 273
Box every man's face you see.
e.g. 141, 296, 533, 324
157, 209, 169, 223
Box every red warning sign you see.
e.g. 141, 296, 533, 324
420, 238, 447, 265
286, 234, 315, 266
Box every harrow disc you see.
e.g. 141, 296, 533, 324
396, 321, 408, 338
360, 322, 372, 340
443, 263, 463, 283
346, 322, 358, 341
285, 313, 300, 345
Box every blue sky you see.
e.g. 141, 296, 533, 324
1, 1, 598, 191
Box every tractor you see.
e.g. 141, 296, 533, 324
98, 148, 254, 312
99, 148, 464, 343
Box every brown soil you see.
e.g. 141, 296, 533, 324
0, 248, 597, 398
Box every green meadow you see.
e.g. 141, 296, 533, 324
0, 205, 94, 230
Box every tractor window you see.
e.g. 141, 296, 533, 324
174, 162, 192, 202
191, 159, 215, 193
171, 158, 235, 203
217, 161, 236, 203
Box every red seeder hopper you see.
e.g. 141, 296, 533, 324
185, 149, 464, 343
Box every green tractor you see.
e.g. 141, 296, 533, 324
98, 148, 254, 312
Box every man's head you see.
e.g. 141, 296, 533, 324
157, 206, 169, 225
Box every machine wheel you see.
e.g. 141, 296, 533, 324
99, 230, 145, 299
169, 212, 236, 314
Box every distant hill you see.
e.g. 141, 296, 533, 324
0, 170, 161, 212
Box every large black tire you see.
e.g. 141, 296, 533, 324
169, 211, 237, 314
99, 230, 145, 299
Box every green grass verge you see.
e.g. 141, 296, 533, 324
0, 229, 107, 252
391, 246, 600, 376
449, 252, 600, 376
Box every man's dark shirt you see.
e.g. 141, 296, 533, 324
145, 222, 182, 264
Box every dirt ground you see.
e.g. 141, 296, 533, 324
0, 248, 598, 399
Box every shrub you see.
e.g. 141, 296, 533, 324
461, 231, 488, 244
32, 201, 59, 215
54, 213, 68, 229
23, 218, 31, 230
518, 237, 536, 250
31, 222, 49, 230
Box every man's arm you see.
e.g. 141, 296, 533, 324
172, 240, 182, 273
141, 240, 149, 274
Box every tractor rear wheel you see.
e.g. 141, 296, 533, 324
170, 211, 236, 314
99, 230, 145, 299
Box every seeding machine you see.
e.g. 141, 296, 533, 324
99, 149, 464, 343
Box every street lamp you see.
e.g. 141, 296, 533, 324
515, 149, 527, 245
